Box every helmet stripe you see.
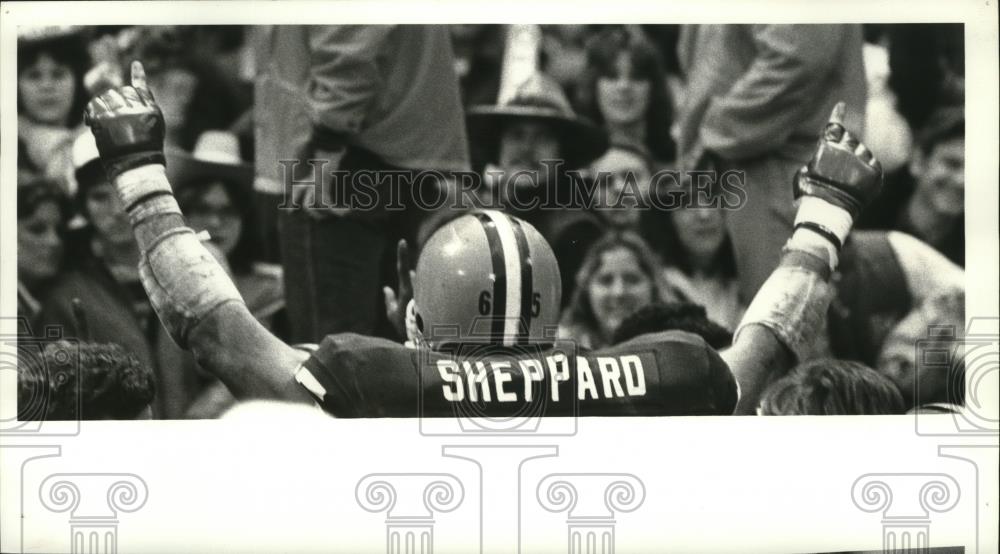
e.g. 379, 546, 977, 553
474, 213, 507, 343
474, 212, 508, 343
480, 211, 523, 345
509, 217, 534, 345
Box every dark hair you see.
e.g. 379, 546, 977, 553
639, 205, 737, 278
577, 28, 675, 163
18, 341, 156, 421
759, 359, 906, 416
915, 105, 964, 154
612, 301, 733, 349
175, 176, 258, 274
17, 32, 92, 127
18, 178, 72, 223
560, 231, 670, 346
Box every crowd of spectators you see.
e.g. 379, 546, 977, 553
16, 24, 966, 419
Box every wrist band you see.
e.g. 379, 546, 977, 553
128, 193, 182, 228
780, 248, 832, 281
115, 164, 171, 211
794, 221, 843, 251
794, 196, 853, 244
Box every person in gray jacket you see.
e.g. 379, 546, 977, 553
253, 25, 470, 342
675, 24, 867, 304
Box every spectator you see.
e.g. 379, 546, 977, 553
857, 107, 964, 265
612, 301, 733, 350
577, 26, 676, 163
826, 229, 964, 367
758, 359, 906, 415
559, 231, 680, 349
876, 289, 965, 411
17, 27, 92, 189
17, 179, 71, 327
18, 341, 156, 421
589, 139, 652, 232
36, 133, 193, 419
675, 24, 867, 304
171, 130, 285, 333
253, 25, 470, 343
467, 72, 609, 304
641, 186, 743, 331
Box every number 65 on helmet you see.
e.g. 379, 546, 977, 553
413, 210, 561, 349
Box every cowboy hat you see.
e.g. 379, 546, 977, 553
166, 130, 253, 189
467, 72, 608, 169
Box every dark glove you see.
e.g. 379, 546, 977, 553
793, 102, 883, 220
84, 61, 166, 181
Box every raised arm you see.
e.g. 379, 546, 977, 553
722, 102, 883, 413
86, 62, 312, 405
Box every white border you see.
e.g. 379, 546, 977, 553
2, 2, 997, 553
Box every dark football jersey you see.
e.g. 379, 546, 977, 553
295, 330, 737, 417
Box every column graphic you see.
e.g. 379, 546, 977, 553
356, 473, 464, 554
38, 473, 148, 554
536, 473, 645, 554
852, 473, 960, 553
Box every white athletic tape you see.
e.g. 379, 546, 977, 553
139, 227, 244, 347
794, 197, 853, 246
115, 164, 172, 212
128, 193, 182, 225
734, 266, 833, 363
786, 228, 839, 270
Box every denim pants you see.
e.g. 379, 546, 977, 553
278, 147, 413, 343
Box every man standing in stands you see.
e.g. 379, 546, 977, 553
676, 24, 867, 303
253, 25, 470, 342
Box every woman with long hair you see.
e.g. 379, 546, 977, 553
559, 231, 680, 349
576, 27, 676, 164
640, 197, 744, 331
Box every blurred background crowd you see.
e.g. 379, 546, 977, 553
16, 23, 966, 419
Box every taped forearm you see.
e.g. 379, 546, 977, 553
115, 165, 245, 348
734, 259, 834, 363
733, 197, 848, 363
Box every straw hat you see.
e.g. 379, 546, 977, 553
467, 72, 608, 168
166, 131, 252, 189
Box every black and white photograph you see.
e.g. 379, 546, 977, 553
1, 2, 997, 553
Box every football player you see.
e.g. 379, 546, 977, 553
84, 62, 882, 416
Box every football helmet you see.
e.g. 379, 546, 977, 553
413, 210, 561, 348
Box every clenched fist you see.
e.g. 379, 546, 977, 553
84, 61, 166, 181
794, 102, 883, 220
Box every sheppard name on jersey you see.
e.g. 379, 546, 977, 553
435, 353, 646, 403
